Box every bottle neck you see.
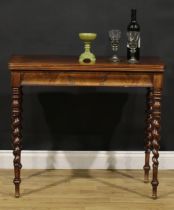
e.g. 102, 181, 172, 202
131, 9, 137, 22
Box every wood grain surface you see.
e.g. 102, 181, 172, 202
0, 169, 174, 210
9, 56, 165, 72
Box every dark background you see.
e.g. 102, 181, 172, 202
0, 0, 173, 151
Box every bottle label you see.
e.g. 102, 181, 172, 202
127, 35, 140, 48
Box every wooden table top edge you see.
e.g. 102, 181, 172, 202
8, 55, 165, 72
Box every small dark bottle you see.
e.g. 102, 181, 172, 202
127, 9, 140, 60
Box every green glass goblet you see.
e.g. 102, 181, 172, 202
79, 33, 97, 65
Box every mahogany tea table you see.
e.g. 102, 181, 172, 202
9, 56, 165, 198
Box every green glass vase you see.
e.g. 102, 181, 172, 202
79, 33, 97, 65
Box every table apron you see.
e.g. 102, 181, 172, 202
20, 71, 154, 87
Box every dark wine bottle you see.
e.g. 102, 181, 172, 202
127, 9, 140, 60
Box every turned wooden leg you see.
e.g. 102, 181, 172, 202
12, 87, 22, 198
143, 88, 153, 183
151, 89, 162, 199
